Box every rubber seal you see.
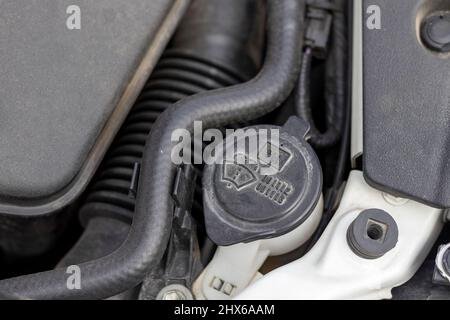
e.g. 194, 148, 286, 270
347, 209, 399, 259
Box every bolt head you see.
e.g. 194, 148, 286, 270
156, 284, 194, 300
162, 290, 185, 300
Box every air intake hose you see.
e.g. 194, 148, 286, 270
0, 0, 305, 299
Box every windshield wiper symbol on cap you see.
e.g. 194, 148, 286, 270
222, 162, 258, 191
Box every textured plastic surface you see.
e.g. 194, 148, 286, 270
362, 0, 450, 208
236, 171, 443, 300
0, 0, 175, 208
203, 117, 322, 245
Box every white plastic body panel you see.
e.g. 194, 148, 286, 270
236, 171, 444, 300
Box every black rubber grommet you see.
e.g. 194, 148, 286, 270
347, 209, 399, 259
444, 248, 450, 276
421, 11, 450, 53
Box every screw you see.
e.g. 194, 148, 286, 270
161, 290, 186, 300
156, 284, 194, 300
436, 244, 450, 283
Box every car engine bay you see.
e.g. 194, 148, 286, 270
0, 0, 450, 300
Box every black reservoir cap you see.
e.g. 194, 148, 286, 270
421, 11, 450, 53
202, 117, 322, 246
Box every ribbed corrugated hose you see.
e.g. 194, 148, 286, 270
59, 0, 264, 299
0, 0, 304, 299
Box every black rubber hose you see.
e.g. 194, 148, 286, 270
295, 47, 316, 135
61, 0, 262, 286
306, 0, 348, 250
295, 48, 339, 148
60, 52, 243, 270
168, 0, 266, 80
294, 5, 346, 150
79, 51, 244, 226
0, 0, 304, 299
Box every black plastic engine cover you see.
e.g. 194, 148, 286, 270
363, 0, 450, 208
0, 0, 182, 213
0, 0, 186, 256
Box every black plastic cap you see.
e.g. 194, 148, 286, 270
203, 117, 322, 246
421, 11, 450, 53
432, 244, 450, 286
444, 248, 450, 276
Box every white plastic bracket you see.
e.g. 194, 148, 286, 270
236, 171, 444, 300
193, 196, 323, 300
